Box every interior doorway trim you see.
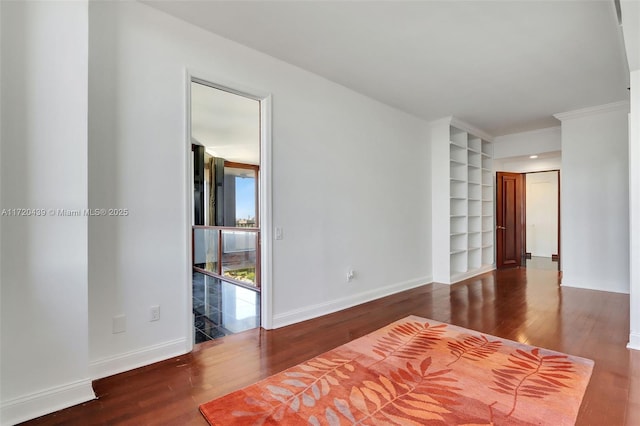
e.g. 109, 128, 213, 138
184, 70, 273, 353
496, 169, 561, 271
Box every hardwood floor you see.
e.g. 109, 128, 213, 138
23, 268, 636, 425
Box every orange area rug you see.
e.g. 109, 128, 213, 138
200, 315, 594, 425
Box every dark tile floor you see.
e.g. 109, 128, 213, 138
192, 272, 260, 343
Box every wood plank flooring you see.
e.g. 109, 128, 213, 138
22, 267, 636, 425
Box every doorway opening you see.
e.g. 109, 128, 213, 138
190, 79, 264, 344
524, 171, 560, 271
496, 169, 561, 272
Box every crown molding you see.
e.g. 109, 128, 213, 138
553, 100, 630, 121
450, 117, 494, 142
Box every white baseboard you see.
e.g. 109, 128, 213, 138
560, 280, 630, 294
1, 378, 95, 426
628, 332, 640, 351
272, 276, 432, 329
89, 337, 187, 380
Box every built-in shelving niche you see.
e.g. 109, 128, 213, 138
432, 118, 495, 284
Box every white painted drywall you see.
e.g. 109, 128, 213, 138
493, 127, 561, 173
430, 119, 454, 283
628, 70, 640, 348
621, 0, 640, 350
557, 104, 630, 293
494, 127, 561, 159
621, 0, 639, 73
88, 0, 431, 376
493, 126, 562, 173
493, 156, 561, 174
0, 1, 95, 424
525, 172, 559, 257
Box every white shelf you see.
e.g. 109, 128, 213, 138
482, 170, 492, 185
482, 201, 493, 216
469, 168, 481, 183
450, 127, 467, 147
481, 140, 492, 156
435, 122, 494, 284
468, 137, 481, 153
482, 185, 493, 200
451, 162, 467, 181
482, 156, 492, 170
450, 216, 467, 234
450, 144, 467, 163
451, 180, 467, 199
451, 199, 467, 216
482, 215, 493, 230
468, 200, 481, 216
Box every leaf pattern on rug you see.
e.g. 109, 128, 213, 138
333, 357, 461, 425
491, 347, 576, 417
447, 334, 502, 366
200, 316, 594, 426
231, 357, 356, 424
371, 321, 447, 362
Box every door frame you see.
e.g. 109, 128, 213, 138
523, 169, 561, 269
184, 71, 273, 353
495, 169, 561, 271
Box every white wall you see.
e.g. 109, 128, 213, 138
494, 126, 561, 158
88, 0, 431, 378
622, 0, 640, 349
556, 103, 629, 293
0, 0, 3, 412
525, 171, 559, 257
628, 69, 640, 348
493, 127, 561, 173
0, 2, 95, 424
494, 155, 561, 174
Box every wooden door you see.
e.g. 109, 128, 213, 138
496, 172, 525, 269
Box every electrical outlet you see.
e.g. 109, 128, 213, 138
150, 305, 160, 322
347, 269, 355, 282
112, 315, 126, 334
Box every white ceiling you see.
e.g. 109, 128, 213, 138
191, 81, 260, 165
151, 0, 629, 137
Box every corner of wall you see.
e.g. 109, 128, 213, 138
628, 333, 640, 351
